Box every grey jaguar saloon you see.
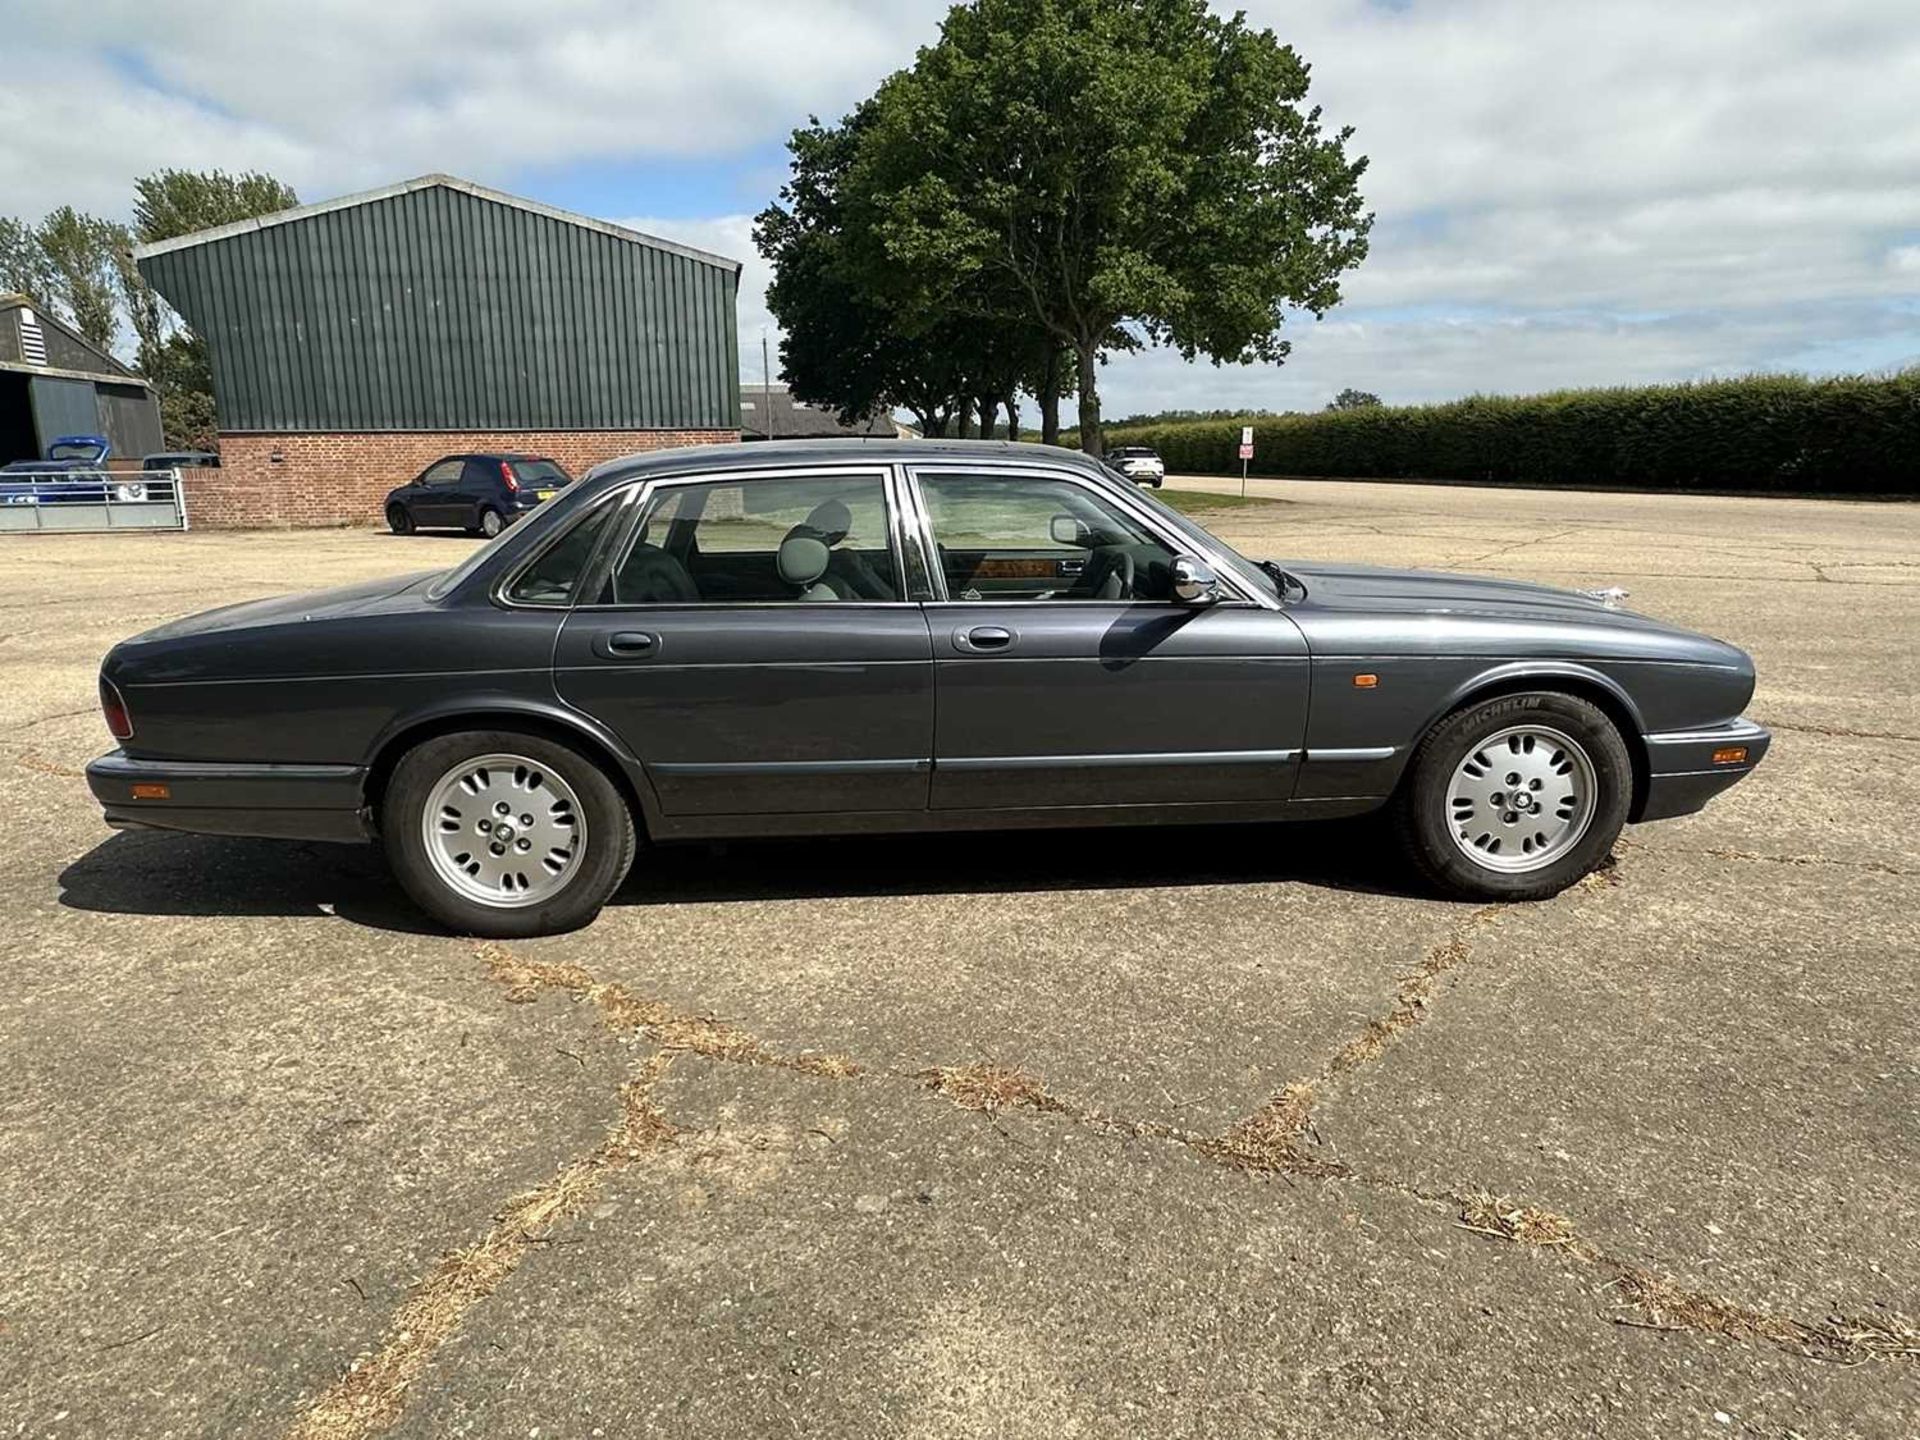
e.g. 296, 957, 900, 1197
87, 440, 1769, 936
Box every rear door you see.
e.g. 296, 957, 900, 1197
909, 465, 1311, 811
554, 467, 935, 818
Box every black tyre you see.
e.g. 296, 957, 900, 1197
473, 506, 505, 538
1392, 691, 1630, 901
382, 729, 636, 936
387, 503, 414, 535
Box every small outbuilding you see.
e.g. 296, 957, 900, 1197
135, 174, 743, 527
0, 294, 163, 468
739, 383, 905, 442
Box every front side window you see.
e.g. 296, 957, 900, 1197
917, 472, 1176, 602
605, 473, 898, 605
421, 459, 464, 487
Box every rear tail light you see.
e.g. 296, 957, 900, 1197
500, 462, 520, 492
100, 674, 133, 740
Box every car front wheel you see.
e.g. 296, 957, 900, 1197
382, 730, 636, 936
387, 503, 414, 535
1392, 691, 1630, 901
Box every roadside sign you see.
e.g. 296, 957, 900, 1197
1237, 442, 1254, 460
1240, 425, 1253, 446
1238, 427, 1254, 497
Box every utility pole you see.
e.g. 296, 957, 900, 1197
762, 330, 775, 440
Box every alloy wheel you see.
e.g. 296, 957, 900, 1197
422, 752, 587, 907
1445, 724, 1596, 873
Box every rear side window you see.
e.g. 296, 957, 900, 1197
503, 499, 618, 607
605, 473, 899, 605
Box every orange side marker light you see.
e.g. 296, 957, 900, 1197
1710, 746, 1748, 766
1352, 673, 1379, 689
131, 783, 171, 800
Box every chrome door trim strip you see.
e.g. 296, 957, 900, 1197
938, 748, 1298, 772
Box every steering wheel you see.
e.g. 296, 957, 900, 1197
1113, 549, 1135, 600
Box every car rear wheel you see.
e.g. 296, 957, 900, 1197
382, 730, 636, 936
387, 503, 414, 535
1392, 691, 1629, 901
474, 506, 504, 538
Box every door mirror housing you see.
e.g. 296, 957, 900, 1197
1170, 555, 1221, 604
1049, 513, 1093, 547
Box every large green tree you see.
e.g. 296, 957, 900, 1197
0, 208, 128, 351
857, 0, 1371, 455
757, 109, 1057, 436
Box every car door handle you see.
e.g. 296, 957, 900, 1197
597, 630, 658, 659
960, 625, 1015, 652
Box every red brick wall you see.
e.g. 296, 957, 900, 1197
195, 429, 739, 529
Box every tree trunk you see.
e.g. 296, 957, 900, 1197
1005, 395, 1021, 444
978, 392, 1000, 441
955, 398, 975, 439
1040, 349, 1061, 445
1075, 342, 1101, 458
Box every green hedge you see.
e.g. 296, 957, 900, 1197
1071, 371, 1920, 495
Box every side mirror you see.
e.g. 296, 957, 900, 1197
1170, 555, 1221, 604
1049, 513, 1092, 547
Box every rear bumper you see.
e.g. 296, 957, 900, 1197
86, 749, 371, 843
1634, 717, 1771, 822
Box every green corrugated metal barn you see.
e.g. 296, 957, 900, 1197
134, 173, 743, 528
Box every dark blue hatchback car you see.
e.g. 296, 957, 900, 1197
384, 453, 571, 537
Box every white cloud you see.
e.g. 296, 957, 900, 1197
4, 0, 1915, 416
4, 0, 933, 214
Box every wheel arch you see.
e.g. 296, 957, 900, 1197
1412, 663, 1651, 818
361, 701, 654, 837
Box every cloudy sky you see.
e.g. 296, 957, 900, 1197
6, 0, 1917, 415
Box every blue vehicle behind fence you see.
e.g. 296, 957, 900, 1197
0, 435, 122, 504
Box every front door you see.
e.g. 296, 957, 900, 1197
554, 468, 934, 817
412, 457, 466, 527
911, 467, 1310, 811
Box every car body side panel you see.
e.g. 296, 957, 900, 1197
927, 601, 1311, 809
554, 605, 936, 817
106, 601, 566, 767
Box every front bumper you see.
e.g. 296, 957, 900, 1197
1634, 717, 1771, 822
86, 749, 371, 843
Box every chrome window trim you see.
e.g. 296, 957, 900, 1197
578, 463, 914, 612
900, 459, 1273, 610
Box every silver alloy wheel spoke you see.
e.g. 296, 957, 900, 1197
422, 752, 587, 908
1445, 724, 1596, 874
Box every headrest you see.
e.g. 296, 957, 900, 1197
797, 498, 852, 545
777, 534, 831, 586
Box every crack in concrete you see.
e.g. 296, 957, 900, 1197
476, 941, 859, 1078
1648, 844, 1919, 879
295, 887, 1911, 1440
13, 750, 85, 780
282, 1052, 680, 1440
1762, 719, 1920, 744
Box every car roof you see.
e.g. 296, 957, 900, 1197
586, 438, 1109, 492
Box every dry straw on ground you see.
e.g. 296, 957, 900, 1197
283, 1055, 678, 1440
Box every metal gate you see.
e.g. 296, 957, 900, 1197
0, 469, 190, 532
